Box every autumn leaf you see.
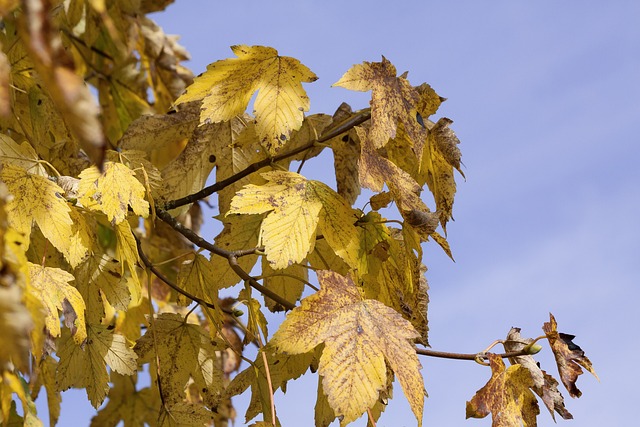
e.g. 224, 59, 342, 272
504, 327, 572, 420
176, 253, 218, 306
90, 373, 160, 427
78, 161, 150, 224
0, 370, 41, 426
230, 171, 360, 270
0, 133, 47, 176
176, 45, 318, 154
261, 258, 306, 312
0, 163, 89, 265
466, 353, 540, 426
134, 312, 225, 408
328, 103, 361, 205
209, 213, 262, 289
31, 356, 61, 427
333, 57, 426, 152
56, 324, 137, 408
270, 270, 425, 426
543, 313, 598, 398
28, 263, 87, 344
229, 171, 323, 269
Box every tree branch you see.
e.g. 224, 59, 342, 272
161, 108, 371, 211
415, 347, 535, 361
156, 208, 296, 310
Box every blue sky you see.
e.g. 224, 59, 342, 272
48, 1, 639, 426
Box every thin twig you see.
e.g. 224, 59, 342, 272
415, 347, 535, 361
162, 108, 371, 211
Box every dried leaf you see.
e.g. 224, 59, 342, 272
543, 313, 598, 398
466, 353, 540, 426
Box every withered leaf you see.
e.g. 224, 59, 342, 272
543, 313, 598, 398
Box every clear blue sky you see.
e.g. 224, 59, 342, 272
47, 1, 639, 426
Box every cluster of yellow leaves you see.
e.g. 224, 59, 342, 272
0, 0, 597, 425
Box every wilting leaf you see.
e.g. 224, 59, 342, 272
176, 45, 317, 154
0, 284, 33, 371
329, 103, 361, 205
176, 253, 218, 306
271, 271, 425, 426
504, 327, 572, 420
543, 313, 598, 398
333, 57, 426, 153
466, 353, 540, 426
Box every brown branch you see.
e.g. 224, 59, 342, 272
162, 108, 371, 211
156, 208, 296, 311
415, 347, 535, 361
134, 233, 222, 311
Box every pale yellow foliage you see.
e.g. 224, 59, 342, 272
176, 45, 317, 154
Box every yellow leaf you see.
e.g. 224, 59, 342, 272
113, 221, 142, 304
308, 180, 361, 270
157, 401, 214, 427
0, 134, 47, 176
261, 258, 306, 312
28, 263, 87, 344
78, 161, 150, 224
74, 250, 131, 323
176, 253, 218, 306
466, 353, 540, 426
56, 324, 137, 408
328, 104, 362, 206
1, 164, 83, 262
271, 271, 425, 426
333, 57, 426, 152
229, 171, 322, 269
134, 312, 224, 408
30, 356, 61, 427
0, 284, 33, 372
176, 45, 318, 154
0, 371, 42, 427
91, 373, 160, 427
209, 213, 261, 289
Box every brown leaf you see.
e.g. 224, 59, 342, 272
543, 313, 598, 398
329, 103, 361, 205
466, 353, 540, 426
504, 328, 572, 420
429, 117, 464, 177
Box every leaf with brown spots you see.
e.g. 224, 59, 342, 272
466, 353, 540, 426
543, 313, 598, 398
333, 57, 427, 153
270, 270, 425, 426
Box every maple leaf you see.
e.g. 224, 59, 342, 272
175, 45, 318, 154
333, 57, 426, 152
209, 213, 262, 289
504, 328, 572, 420
543, 313, 598, 398
230, 171, 360, 270
0, 133, 47, 176
90, 373, 160, 427
0, 164, 90, 266
270, 271, 425, 426
56, 324, 138, 408
28, 263, 87, 344
466, 353, 540, 426
328, 103, 361, 205
78, 161, 150, 224
134, 312, 225, 408
30, 356, 61, 427
176, 253, 219, 306
261, 258, 306, 312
